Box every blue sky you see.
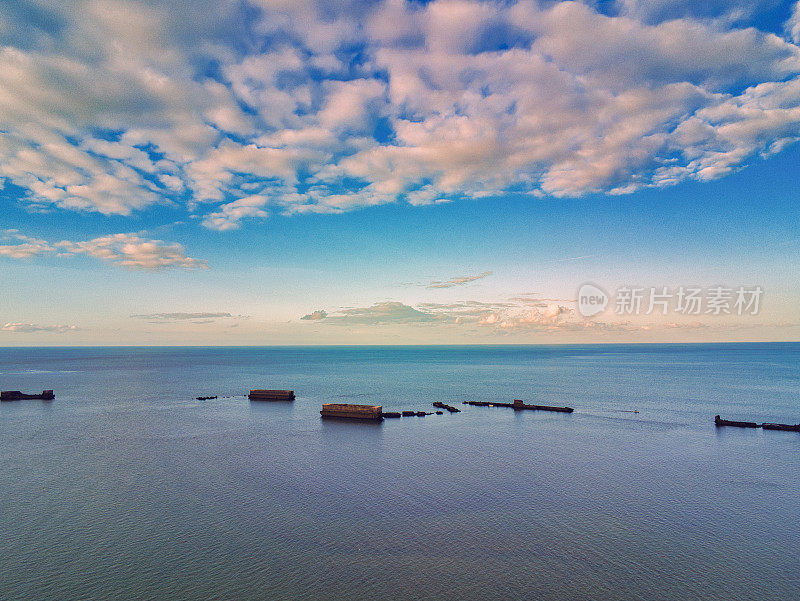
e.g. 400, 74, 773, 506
1, 0, 799, 344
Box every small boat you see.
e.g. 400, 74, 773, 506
1, 390, 55, 401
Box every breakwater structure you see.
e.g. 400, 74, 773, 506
715, 415, 799, 431
463, 399, 574, 413
432, 402, 461, 413
320, 403, 383, 421
714, 415, 758, 428
361, 407, 445, 418
249, 390, 295, 401
400, 410, 433, 417
762, 422, 800, 432
196, 395, 217, 400
1, 390, 55, 401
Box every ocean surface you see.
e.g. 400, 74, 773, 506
0, 343, 798, 601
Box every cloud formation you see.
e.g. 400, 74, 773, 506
0, 231, 53, 258
428, 271, 493, 289
306, 302, 439, 325
2, 323, 79, 333
302, 295, 721, 333
0, 231, 207, 270
2, 1, 800, 225
303, 298, 574, 328
336, 302, 439, 324
59, 234, 208, 270
132, 312, 233, 321
418, 298, 578, 330
300, 310, 328, 321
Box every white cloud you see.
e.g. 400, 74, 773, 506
790, 2, 800, 45
479, 313, 499, 325
301, 292, 787, 336
0, 230, 207, 270
304, 302, 438, 325
58, 233, 208, 270
2, 323, 79, 333
201, 195, 270, 230
2, 0, 800, 223
131, 312, 233, 320
299, 297, 618, 331
0, 230, 54, 258
428, 271, 493, 288
317, 79, 387, 132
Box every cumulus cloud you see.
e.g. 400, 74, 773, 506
419, 299, 575, 330
337, 301, 439, 324
3, 1, 800, 223
2, 323, 79, 333
300, 310, 328, 320
305, 295, 708, 334
303, 302, 438, 325
788, 1, 800, 44
201, 195, 269, 231
301, 291, 787, 335
428, 271, 493, 289
58, 234, 208, 270
0, 230, 54, 258
302, 298, 575, 328
0, 231, 207, 270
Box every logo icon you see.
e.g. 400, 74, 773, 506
577, 283, 609, 317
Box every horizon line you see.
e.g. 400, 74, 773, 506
1, 340, 798, 349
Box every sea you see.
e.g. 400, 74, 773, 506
0, 343, 798, 601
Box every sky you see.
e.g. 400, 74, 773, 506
0, 0, 799, 345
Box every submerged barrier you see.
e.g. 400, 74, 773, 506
463, 399, 574, 413
1, 390, 55, 401
714, 415, 758, 428
762, 422, 800, 432
249, 390, 295, 401
8, 385, 796, 435
715, 415, 800, 432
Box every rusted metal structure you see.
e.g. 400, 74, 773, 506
249, 390, 295, 401
1, 390, 55, 401
512, 399, 574, 413
320, 403, 383, 421
714, 415, 758, 428
462, 399, 574, 413
762, 422, 800, 432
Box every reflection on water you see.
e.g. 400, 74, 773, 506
1, 343, 798, 601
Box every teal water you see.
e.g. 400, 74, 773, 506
1, 343, 798, 600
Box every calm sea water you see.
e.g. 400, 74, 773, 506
0, 343, 798, 601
